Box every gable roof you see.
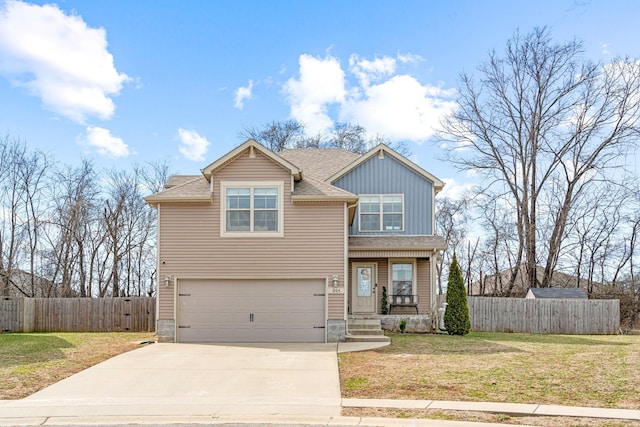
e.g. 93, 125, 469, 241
327, 144, 445, 193
527, 288, 588, 299
201, 139, 302, 181
279, 148, 360, 181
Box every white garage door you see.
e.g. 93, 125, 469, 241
177, 279, 326, 343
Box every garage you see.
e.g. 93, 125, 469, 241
176, 279, 326, 343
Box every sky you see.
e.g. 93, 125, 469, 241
0, 0, 639, 198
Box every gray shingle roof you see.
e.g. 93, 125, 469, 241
292, 176, 357, 199
279, 148, 360, 181
165, 175, 201, 189
144, 176, 210, 205
349, 235, 447, 250
527, 288, 588, 299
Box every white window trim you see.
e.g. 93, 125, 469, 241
388, 258, 417, 297
220, 180, 284, 238
358, 194, 405, 232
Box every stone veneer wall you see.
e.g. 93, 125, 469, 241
157, 319, 175, 342
327, 319, 346, 342
378, 315, 434, 333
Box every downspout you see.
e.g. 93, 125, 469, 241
344, 201, 358, 337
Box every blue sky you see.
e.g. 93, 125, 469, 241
0, 0, 638, 197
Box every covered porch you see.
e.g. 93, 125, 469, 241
345, 236, 446, 335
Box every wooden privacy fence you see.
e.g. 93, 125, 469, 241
467, 297, 620, 334
0, 297, 155, 333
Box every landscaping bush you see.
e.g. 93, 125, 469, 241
444, 254, 471, 335
381, 286, 389, 315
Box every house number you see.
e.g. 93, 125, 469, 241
331, 287, 344, 294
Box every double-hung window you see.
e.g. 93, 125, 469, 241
221, 181, 283, 237
391, 262, 414, 296
359, 194, 404, 232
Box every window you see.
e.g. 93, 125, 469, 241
221, 181, 283, 237
359, 194, 404, 231
391, 262, 413, 296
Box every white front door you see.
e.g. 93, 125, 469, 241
351, 263, 377, 314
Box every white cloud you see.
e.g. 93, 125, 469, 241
178, 128, 210, 161
397, 52, 424, 65
0, 0, 129, 123
439, 177, 475, 200
349, 55, 396, 88
282, 52, 457, 143
283, 54, 346, 134
341, 74, 457, 142
234, 80, 253, 109
80, 126, 129, 158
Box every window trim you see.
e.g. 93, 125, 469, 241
220, 180, 284, 237
358, 194, 405, 232
388, 259, 417, 297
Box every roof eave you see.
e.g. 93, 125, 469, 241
144, 197, 211, 207
349, 245, 446, 251
292, 195, 359, 203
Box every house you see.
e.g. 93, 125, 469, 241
144, 139, 446, 343
470, 265, 588, 297
526, 287, 588, 299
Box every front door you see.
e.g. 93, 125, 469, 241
351, 263, 377, 314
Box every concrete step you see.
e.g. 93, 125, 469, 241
345, 334, 390, 343
348, 328, 385, 336
348, 319, 382, 329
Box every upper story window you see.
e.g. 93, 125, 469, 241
359, 194, 404, 232
221, 181, 284, 237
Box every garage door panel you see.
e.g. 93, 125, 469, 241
177, 279, 326, 343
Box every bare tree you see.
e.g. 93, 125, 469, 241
435, 196, 469, 294
240, 120, 306, 152
441, 27, 640, 290
240, 120, 412, 155
0, 138, 31, 296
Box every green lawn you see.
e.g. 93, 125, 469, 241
339, 332, 640, 409
0, 332, 154, 399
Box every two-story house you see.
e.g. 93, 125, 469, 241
145, 139, 445, 343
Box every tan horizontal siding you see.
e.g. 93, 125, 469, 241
158, 150, 346, 319
328, 294, 343, 319
417, 258, 431, 313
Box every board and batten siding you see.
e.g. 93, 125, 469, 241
333, 154, 434, 235
157, 149, 346, 321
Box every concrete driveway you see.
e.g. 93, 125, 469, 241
1, 343, 342, 418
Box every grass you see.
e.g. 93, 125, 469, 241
0, 332, 154, 399
339, 332, 640, 409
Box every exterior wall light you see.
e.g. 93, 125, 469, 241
332, 275, 339, 286
165, 275, 171, 287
